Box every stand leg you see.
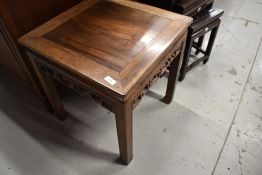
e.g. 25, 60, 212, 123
195, 35, 204, 55
179, 34, 193, 81
203, 24, 220, 64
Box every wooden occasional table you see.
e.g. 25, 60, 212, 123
19, 0, 192, 165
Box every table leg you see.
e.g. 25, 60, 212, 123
162, 54, 181, 104
115, 101, 133, 165
29, 57, 67, 121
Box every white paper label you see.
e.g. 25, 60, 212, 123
104, 76, 116, 85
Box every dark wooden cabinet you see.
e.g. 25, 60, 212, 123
0, 0, 83, 87
138, 0, 214, 19
0, 18, 32, 85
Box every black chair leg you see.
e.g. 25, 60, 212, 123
195, 35, 205, 55
203, 22, 220, 64
179, 34, 193, 81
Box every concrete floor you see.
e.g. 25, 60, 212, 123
1, 0, 262, 174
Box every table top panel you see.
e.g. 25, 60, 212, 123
19, 0, 192, 97
44, 1, 171, 72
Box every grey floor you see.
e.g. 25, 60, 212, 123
1, 0, 262, 174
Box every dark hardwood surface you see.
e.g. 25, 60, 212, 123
19, 0, 192, 165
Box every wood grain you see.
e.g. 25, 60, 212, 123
44, 1, 170, 72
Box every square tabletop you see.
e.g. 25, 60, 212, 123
19, 0, 191, 100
